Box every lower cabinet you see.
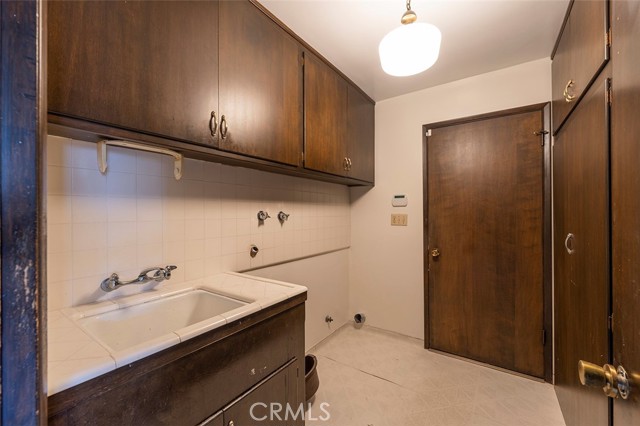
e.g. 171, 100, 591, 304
201, 361, 301, 426
48, 300, 306, 426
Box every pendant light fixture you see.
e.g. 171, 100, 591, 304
379, 0, 442, 77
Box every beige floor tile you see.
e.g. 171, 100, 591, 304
307, 325, 566, 426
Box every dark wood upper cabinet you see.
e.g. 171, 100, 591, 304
218, 1, 302, 166
552, 0, 609, 134
304, 53, 375, 183
347, 85, 375, 182
48, 0, 374, 186
48, 0, 220, 147
304, 52, 348, 177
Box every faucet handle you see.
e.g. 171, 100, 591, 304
162, 265, 177, 279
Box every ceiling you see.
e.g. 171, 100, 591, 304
260, 0, 570, 101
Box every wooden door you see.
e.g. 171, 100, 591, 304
346, 85, 375, 183
304, 53, 348, 176
553, 75, 610, 426
48, 1, 219, 147
426, 107, 546, 378
218, 1, 302, 166
610, 0, 640, 422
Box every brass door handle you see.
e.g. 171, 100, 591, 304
431, 248, 440, 258
578, 360, 630, 399
563, 79, 576, 102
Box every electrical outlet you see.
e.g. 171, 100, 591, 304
391, 214, 408, 226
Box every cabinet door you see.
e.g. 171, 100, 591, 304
304, 53, 348, 176
553, 75, 610, 426
48, 1, 219, 146
346, 85, 375, 183
218, 1, 302, 166
224, 361, 300, 426
552, 0, 609, 134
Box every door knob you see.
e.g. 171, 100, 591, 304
431, 248, 441, 258
578, 360, 630, 399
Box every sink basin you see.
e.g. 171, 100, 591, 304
78, 289, 247, 352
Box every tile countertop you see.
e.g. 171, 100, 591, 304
48, 272, 307, 396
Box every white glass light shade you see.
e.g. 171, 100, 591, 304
379, 23, 442, 77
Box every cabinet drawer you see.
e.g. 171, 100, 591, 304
552, 0, 609, 134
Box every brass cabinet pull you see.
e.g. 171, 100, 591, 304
208, 111, 218, 137
563, 79, 576, 102
579, 360, 630, 399
348, 157, 353, 171
431, 248, 440, 258
220, 115, 228, 139
565, 233, 575, 254
343, 157, 349, 171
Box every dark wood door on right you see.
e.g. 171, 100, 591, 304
426, 107, 546, 378
553, 74, 610, 426
48, 0, 219, 147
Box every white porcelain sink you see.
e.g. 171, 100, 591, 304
78, 289, 247, 352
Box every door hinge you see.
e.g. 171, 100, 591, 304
301, 151, 305, 165
605, 27, 612, 48
534, 130, 549, 146
300, 53, 305, 67
608, 314, 614, 331
606, 85, 612, 106
542, 329, 547, 346
425, 129, 432, 137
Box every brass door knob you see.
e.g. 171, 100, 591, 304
431, 248, 440, 258
578, 360, 630, 399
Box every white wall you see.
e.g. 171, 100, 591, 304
247, 249, 349, 352
47, 136, 350, 310
349, 58, 553, 339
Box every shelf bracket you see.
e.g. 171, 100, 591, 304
97, 139, 183, 180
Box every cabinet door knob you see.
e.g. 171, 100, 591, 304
564, 233, 575, 254
220, 115, 228, 139
209, 111, 218, 137
347, 157, 352, 171
431, 248, 440, 258
343, 157, 349, 171
228, 421, 234, 426
563, 79, 576, 102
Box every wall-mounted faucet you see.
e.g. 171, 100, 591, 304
277, 211, 290, 223
257, 210, 271, 222
100, 265, 177, 292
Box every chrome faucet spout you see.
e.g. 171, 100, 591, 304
100, 265, 177, 292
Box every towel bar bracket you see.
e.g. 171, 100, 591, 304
97, 139, 183, 180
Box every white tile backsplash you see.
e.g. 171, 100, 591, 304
47, 136, 351, 310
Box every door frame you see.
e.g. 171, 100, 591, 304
0, 0, 47, 424
422, 102, 552, 382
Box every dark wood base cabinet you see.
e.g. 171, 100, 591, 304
48, 297, 306, 426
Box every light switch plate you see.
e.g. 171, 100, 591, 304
391, 214, 408, 226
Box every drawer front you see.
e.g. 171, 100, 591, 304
552, 0, 609, 134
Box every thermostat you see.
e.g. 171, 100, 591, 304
392, 194, 408, 207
